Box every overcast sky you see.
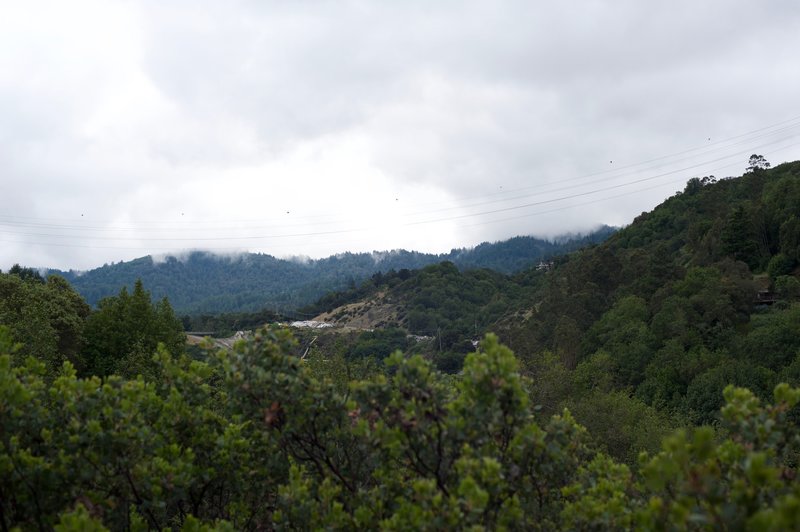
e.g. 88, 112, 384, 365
2, 1, 800, 270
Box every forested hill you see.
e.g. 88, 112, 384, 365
4, 160, 800, 529
501, 158, 800, 346
46, 229, 614, 314
496, 158, 800, 423
308, 158, 800, 428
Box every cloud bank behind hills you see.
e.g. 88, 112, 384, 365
2, 1, 800, 270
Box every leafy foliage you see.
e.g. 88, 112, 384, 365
0, 271, 90, 375
83, 279, 186, 377
2, 328, 800, 529
347, 327, 410, 360
180, 308, 285, 337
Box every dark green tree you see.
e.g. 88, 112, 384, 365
7, 263, 44, 283
583, 296, 656, 385
779, 215, 800, 261
721, 205, 761, 269
0, 271, 89, 374
746, 153, 771, 173
83, 279, 185, 377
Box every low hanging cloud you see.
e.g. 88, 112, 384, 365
2, 0, 800, 270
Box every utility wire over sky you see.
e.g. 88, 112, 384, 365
2, 116, 800, 261
5, 114, 800, 234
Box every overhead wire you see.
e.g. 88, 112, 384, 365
458, 155, 769, 229
399, 116, 800, 215
404, 137, 800, 226
2, 114, 800, 231
1, 117, 799, 254
399, 128, 800, 219
2, 130, 798, 239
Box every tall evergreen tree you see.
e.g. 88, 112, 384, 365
721, 205, 761, 269
83, 279, 185, 377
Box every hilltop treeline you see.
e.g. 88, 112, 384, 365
47, 230, 614, 314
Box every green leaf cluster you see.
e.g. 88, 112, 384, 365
0, 271, 90, 375
83, 279, 186, 377
2, 327, 800, 529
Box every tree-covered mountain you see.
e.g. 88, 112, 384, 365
308, 158, 800, 432
45, 229, 614, 314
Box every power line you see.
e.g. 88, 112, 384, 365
405, 138, 800, 227
459, 155, 761, 229
0, 226, 368, 242
398, 128, 800, 219
2, 125, 799, 254
3, 135, 798, 244
3, 140, 798, 252
2, 114, 799, 230
400, 117, 800, 215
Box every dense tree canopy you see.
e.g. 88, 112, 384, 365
0, 270, 90, 374
495, 161, 800, 426
83, 279, 185, 378
2, 328, 800, 530
297, 160, 800, 474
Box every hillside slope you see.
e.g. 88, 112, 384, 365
499, 160, 800, 421
502, 161, 800, 353
309, 262, 535, 343
308, 160, 800, 424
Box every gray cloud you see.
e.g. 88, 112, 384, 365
2, 0, 800, 270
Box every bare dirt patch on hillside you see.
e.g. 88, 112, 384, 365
313, 291, 404, 330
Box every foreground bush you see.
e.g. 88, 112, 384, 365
1, 327, 798, 530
